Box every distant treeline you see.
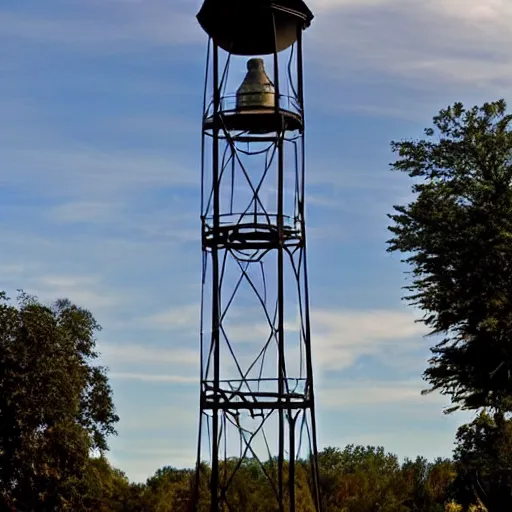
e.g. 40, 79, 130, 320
84, 443, 492, 511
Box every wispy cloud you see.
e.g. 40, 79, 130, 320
306, 0, 512, 120
312, 308, 426, 372
319, 379, 442, 408
309, 0, 398, 10
100, 343, 198, 366
0, 271, 122, 312
47, 200, 198, 246
117, 403, 197, 432
50, 201, 124, 224
144, 304, 426, 374
110, 372, 196, 383
146, 304, 200, 329
0, 1, 203, 48
0, 147, 195, 197
311, 0, 512, 73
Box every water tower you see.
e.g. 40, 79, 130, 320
193, 1, 321, 510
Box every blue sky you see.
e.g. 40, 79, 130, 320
1, 0, 510, 482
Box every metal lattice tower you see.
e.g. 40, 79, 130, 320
193, 1, 321, 510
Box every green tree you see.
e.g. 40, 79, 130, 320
0, 291, 119, 510
143, 466, 196, 512
387, 100, 512, 413
317, 445, 407, 512
83, 456, 144, 511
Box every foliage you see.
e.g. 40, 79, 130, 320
0, 291, 119, 511
401, 456, 457, 511
142, 466, 195, 511
98, 446, 481, 512
387, 99, 512, 413
318, 445, 407, 512
444, 502, 463, 512
82, 456, 144, 511
452, 411, 512, 511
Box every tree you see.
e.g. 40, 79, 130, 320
83, 456, 144, 511
401, 456, 457, 511
143, 466, 195, 512
0, 291, 119, 510
452, 411, 512, 511
387, 100, 512, 413
317, 445, 408, 512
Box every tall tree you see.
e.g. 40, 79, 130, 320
0, 291, 119, 510
387, 100, 512, 413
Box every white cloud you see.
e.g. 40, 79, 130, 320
147, 304, 200, 329
147, 305, 280, 348
309, 0, 398, 10
0, 264, 25, 280
310, 0, 512, 90
432, 0, 512, 22
311, 308, 426, 371
118, 403, 197, 432
100, 343, 198, 366
47, 199, 198, 245
308, 166, 404, 191
51, 201, 124, 224
0, 147, 195, 198
145, 304, 426, 374
319, 379, 442, 408
38, 275, 100, 289
297, 0, 512, 122
110, 372, 196, 383
99, 114, 198, 139
0, 271, 122, 312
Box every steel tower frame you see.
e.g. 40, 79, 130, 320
193, 3, 321, 511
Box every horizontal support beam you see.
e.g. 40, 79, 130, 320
202, 240, 303, 250
201, 400, 312, 411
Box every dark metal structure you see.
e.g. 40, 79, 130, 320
194, 1, 321, 510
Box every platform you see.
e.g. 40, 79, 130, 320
204, 107, 303, 134
201, 378, 310, 410
203, 221, 302, 249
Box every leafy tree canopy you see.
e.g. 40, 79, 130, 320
452, 411, 512, 511
0, 291, 119, 510
387, 99, 512, 413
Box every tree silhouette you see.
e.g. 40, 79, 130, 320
387, 100, 512, 414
